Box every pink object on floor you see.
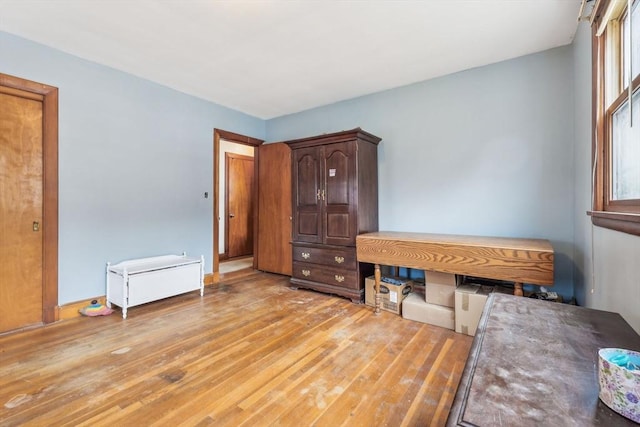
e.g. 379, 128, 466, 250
79, 301, 114, 317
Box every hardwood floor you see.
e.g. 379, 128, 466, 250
219, 257, 253, 274
0, 271, 472, 426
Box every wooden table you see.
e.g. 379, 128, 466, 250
447, 293, 640, 426
355, 231, 554, 314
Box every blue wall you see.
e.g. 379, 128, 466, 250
2, 29, 578, 304
1, 31, 265, 304
267, 47, 575, 299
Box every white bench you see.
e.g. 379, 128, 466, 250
106, 253, 204, 319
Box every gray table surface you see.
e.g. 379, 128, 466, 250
447, 293, 640, 426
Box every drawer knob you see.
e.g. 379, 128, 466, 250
335, 275, 345, 283
301, 252, 310, 259
334, 256, 344, 264
302, 269, 311, 277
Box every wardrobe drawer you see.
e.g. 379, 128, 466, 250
292, 262, 359, 290
292, 245, 356, 269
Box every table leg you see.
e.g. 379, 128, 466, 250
514, 282, 524, 297
374, 264, 381, 315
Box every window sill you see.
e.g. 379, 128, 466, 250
588, 211, 640, 237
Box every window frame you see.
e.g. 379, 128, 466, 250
590, 0, 640, 236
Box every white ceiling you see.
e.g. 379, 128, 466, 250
0, 0, 582, 119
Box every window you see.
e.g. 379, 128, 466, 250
591, 0, 640, 236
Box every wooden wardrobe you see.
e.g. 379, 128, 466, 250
285, 128, 380, 302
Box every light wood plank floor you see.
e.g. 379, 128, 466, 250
0, 271, 472, 426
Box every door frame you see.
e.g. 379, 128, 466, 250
0, 73, 58, 323
213, 129, 262, 283
224, 152, 255, 258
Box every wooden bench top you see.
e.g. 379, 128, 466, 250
356, 231, 554, 285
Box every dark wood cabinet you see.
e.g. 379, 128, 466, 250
285, 128, 380, 302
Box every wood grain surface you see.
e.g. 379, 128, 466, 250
257, 142, 292, 275
0, 72, 59, 325
357, 231, 554, 285
0, 271, 472, 426
0, 89, 43, 333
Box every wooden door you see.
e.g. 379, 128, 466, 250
323, 141, 357, 246
257, 143, 292, 275
292, 146, 323, 244
0, 88, 44, 332
225, 153, 254, 258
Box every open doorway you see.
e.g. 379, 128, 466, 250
212, 129, 263, 283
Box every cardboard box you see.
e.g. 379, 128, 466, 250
424, 270, 460, 287
425, 282, 456, 307
365, 276, 412, 315
454, 284, 494, 336
402, 293, 455, 330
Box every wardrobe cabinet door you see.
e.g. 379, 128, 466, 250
257, 142, 292, 275
292, 146, 323, 244
324, 141, 357, 246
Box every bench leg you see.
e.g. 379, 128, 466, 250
514, 282, 524, 297
374, 264, 382, 315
